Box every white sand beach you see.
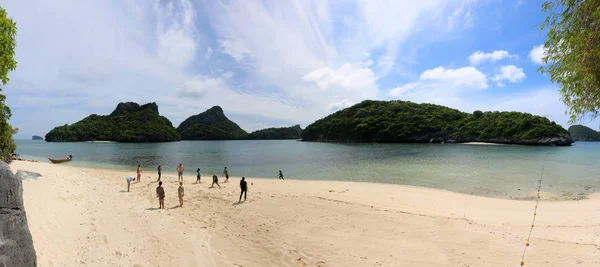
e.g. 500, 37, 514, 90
12, 161, 600, 267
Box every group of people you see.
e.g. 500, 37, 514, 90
127, 163, 269, 209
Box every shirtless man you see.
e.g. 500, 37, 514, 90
177, 163, 184, 183
136, 165, 142, 183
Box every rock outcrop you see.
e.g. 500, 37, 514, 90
0, 163, 37, 266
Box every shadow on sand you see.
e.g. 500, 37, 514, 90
145, 207, 161, 211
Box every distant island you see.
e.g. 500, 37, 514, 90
568, 125, 600, 141
32, 135, 43, 140
247, 125, 303, 140
177, 106, 248, 140
177, 106, 303, 140
45, 102, 181, 142
301, 100, 573, 146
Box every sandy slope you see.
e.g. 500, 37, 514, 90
11, 161, 600, 267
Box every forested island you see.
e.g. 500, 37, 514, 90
45, 102, 181, 142
301, 100, 573, 146
176, 106, 303, 140
568, 125, 600, 141
31, 135, 43, 140
176, 106, 248, 140
247, 125, 303, 140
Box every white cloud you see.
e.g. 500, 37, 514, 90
529, 44, 547, 65
154, 0, 197, 69
328, 100, 355, 112
420, 66, 488, 89
469, 50, 518, 65
219, 39, 253, 61
492, 65, 526, 86
448, 0, 476, 30
387, 66, 487, 104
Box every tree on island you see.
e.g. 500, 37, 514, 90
0, 7, 18, 163
539, 1, 600, 122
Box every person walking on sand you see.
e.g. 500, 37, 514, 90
278, 170, 284, 180
137, 165, 142, 183
156, 181, 165, 209
196, 168, 201, 184
211, 173, 221, 188
223, 167, 229, 183
239, 177, 248, 202
126, 176, 134, 192
178, 182, 185, 207
177, 163, 184, 182
157, 165, 162, 182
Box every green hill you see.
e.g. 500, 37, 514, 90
45, 102, 181, 142
247, 125, 302, 140
568, 125, 600, 141
177, 106, 248, 140
301, 100, 573, 146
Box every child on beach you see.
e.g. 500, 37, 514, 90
177, 163, 184, 182
223, 167, 229, 183
239, 177, 248, 202
196, 168, 201, 184
126, 176, 133, 192
137, 165, 142, 183
157, 165, 161, 181
156, 181, 165, 209
211, 173, 221, 188
178, 182, 185, 207
278, 170, 284, 180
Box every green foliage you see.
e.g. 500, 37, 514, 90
567, 124, 600, 141
301, 100, 572, 145
539, 0, 600, 122
45, 102, 181, 142
0, 7, 17, 163
247, 125, 303, 140
177, 106, 248, 140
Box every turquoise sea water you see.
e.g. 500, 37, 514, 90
14, 140, 600, 199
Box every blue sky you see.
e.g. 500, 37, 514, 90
2, 0, 598, 139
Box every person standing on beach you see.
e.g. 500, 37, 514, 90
156, 181, 165, 209
126, 176, 133, 192
211, 173, 221, 188
223, 167, 229, 183
137, 165, 142, 183
177, 163, 184, 183
196, 168, 201, 184
239, 177, 248, 202
178, 182, 185, 207
157, 165, 162, 181
278, 170, 284, 180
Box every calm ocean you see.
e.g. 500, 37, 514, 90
14, 140, 600, 199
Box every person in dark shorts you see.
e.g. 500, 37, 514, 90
157, 165, 162, 181
239, 177, 248, 202
278, 170, 284, 180
156, 181, 165, 209
211, 173, 221, 188
223, 167, 229, 183
196, 168, 201, 184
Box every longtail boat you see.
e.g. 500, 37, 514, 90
48, 156, 72, 164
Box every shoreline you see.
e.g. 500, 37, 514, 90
11, 161, 600, 266
13, 160, 593, 201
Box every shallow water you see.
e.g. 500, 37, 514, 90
14, 140, 600, 199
